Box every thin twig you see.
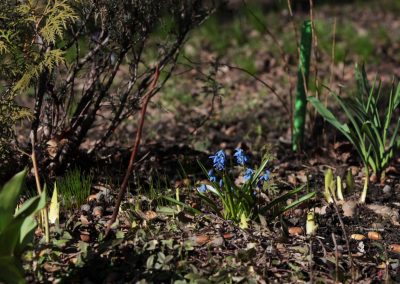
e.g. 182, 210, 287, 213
332, 232, 339, 284
105, 65, 160, 236
327, 189, 355, 282
309, 237, 314, 283
30, 133, 50, 243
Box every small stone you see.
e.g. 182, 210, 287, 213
370, 173, 378, 183
371, 223, 384, 230
93, 206, 104, 217
350, 166, 359, 176
209, 236, 224, 247
81, 204, 91, 212
342, 200, 357, 217
95, 192, 104, 201
382, 185, 391, 194
288, 174, 297, 186
293, 209, 303, 217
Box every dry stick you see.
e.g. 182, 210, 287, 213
309, 237, 314, 284
308, 0, 321, 137
30, 134, 50, 243
105, 65, 160, 237
332, 232, 339, 284
328, 189, 355, 283
329, 17, 337, 94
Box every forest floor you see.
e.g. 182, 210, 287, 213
21, 2, 400, 283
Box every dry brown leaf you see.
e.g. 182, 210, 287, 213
367, 231, 382, 240
80, 215, 90, 226
43, 263, 61, 273
144, 210, 157, 220
193, 235, 210, 246
389, 244, 400, 253
376, 262, 386, 269
80, 232, 91, 242
350, 234, 366, 241
223, 233, 234, 239
288, 227, 303, 236
87, 194, 97, 201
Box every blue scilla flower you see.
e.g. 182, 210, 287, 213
219, 179, 223, 187
243, 168, 255, 182
209, 150, 226, 171
197, 184, 207, 193
233, 148, 248, 165
208, 169, 217, 182
259, 170, 271, 182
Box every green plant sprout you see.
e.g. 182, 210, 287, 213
48, 182, 60, 227
323, 168, 358, 204
306, 211, 318, 236
292, 20, 312, 152
57, 168, 93, 210
0, 170, 46, 284
309, 64, 400, 203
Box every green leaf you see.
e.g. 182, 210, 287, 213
308, 96, 351, 138
275, 192, 316, 217
239, 213, 249, 229
261, 186, 306, 213
162, 196, 202, 215
355, 63, 370, 100
0, 256, 26, 284
15, 216, 36, 256
15, 187, 46, 220
0, 184, 46, 257
0, 170, 27, 233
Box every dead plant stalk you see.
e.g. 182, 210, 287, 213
105, 65, 160, 236
30, 134, 50, 243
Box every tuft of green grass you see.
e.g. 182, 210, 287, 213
57, 168, 92, 210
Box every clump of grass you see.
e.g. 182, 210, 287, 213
57, 168, 92, 210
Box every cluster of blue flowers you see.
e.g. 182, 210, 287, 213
209, 150, 226, 171
197, 148, 271, 193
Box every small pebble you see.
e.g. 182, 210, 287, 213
370, 174, 378, 183
95, 192, 104, 201
293, 208, 303, 217
342, 200, 357, 217
209, 236, 224, 247
382, 185, 391, 194
81, 204, 91, 212
350, 166, 359, 176
93, 206, 104, 217
371, 223, 384, 230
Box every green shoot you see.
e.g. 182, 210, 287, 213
292, 20, 312, 151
